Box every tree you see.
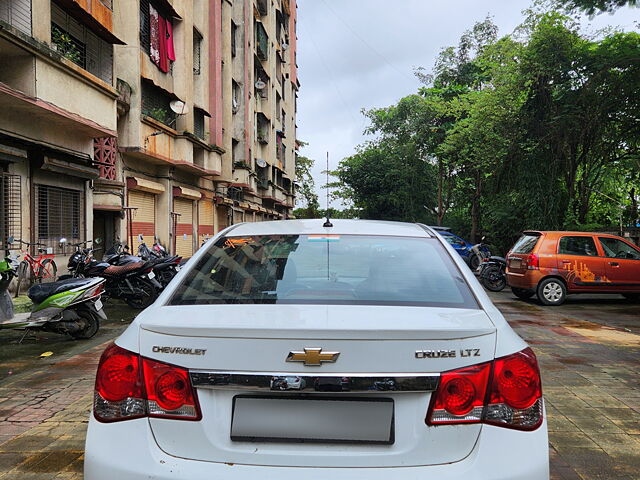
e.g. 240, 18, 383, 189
294, 151, 321, 219
333, 10, 640, 253
554, 0, 638, 14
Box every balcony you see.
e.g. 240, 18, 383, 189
0, 0, 32, 35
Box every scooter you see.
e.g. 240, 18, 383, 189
0, 237, 107, 340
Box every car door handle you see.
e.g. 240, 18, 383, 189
561, 260, 572, 264
609, 262, 620, 267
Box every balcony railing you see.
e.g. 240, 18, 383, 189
0, 0, 32, 35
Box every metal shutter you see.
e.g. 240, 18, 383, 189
198, 200, 214, 246
175, 198, 194, 258
129, 190, 156, 250
216, 206, 228, 233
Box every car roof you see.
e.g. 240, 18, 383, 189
226, 219, 433, 238
524, 230, 623, 237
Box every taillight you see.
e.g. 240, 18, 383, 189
484, 348, 543, 430
143, 358, 200, 419
93, 343, 200, 423
525, 253, 539, 270
94, 344, 145, 422
428, 363, 491, 424
426, 348, 543, 431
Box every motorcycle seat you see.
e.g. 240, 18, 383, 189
104, 263, 145, 276
488, 256, 507, 264
28, 278, 97, 305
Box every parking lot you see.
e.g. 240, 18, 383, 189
0, 292, 638, 479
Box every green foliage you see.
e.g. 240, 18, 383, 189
294, 149, 322, 219
334, 13, 640, 254
51, 25, 82, 65
554, 0, 637, 14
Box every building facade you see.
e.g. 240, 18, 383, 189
0, 0, 298, 264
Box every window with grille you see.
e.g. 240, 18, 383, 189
35, 184, 84, 254
194, 108, 205, 139
51, 1, 113, 83
0, 173, 21, 251
140, 0, 174, 73
140, 0, 151, 53
231, 21, 237, 57
255, 21, 268, 61
0, 0, 32, 35
141, 80, 176, 127
193, 29, 202, 75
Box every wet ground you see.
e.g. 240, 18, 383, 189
0, 290, 638, 479
0, 301, 137, 383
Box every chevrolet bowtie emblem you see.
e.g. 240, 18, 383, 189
286, 348, 340, 366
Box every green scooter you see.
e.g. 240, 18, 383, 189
0, 237, 107, 340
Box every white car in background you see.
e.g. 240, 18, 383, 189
84, 219, 549, 480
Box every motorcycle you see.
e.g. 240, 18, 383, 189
477, 256, 508, 292
66, 242, 161, 309
0, 237, 106, 340
136, 237, 183, 288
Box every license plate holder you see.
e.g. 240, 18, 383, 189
231, 395, 394, 445
94, 298, 103, 310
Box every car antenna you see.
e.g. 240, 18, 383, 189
323, 151, 333, 228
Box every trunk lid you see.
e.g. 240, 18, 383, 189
138, 304, 497, 467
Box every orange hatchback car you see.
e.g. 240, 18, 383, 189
506, 231, 640, 306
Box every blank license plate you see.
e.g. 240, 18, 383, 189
510, 259, 522, 269
231, 396, 394, 444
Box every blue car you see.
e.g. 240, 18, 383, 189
431, 227, 490, 270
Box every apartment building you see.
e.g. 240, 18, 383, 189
0, 0, 298, 262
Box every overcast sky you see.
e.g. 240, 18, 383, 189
295, 0, 640, 208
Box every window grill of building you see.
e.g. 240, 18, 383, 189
194, 108, 205, 139
256, 0, 268, 17
256, 113, 270, 144
51, 2, 113, 83
94, 137, 117, 180
0, 0, 32, 35
193, 29, 202, 75
0, 173, 21, 251
35, 184, 84, 254
140, 0, 151, 53
141, 80, 176, 127
231, 21, 237, 57
255, 21, 268, 61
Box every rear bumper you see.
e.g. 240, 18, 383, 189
84, 415, 549, 480
506, 271, 537, 289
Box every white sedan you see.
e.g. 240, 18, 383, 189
84, 219, 549, 480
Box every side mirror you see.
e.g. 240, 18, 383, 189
481, 236, 486, 242
7, 236, 14, 245
138, 234, 143, 242
95, 237, 103, 245
59, 237, 68, 244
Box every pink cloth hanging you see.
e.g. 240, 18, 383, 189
158, 16, 169, 73
166, 20, 176, 62
149, 4, 160, 67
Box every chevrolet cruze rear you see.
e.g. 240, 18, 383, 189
85, 220, 549, 479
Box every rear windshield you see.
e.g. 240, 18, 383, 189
511, 234, 541, 254
169, 235, 478, 309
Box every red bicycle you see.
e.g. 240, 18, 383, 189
11, 239, 58, 297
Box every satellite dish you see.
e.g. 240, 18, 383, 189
255, 80, 266, 90
256, 158, 267, 168
170, 100, 188, 115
